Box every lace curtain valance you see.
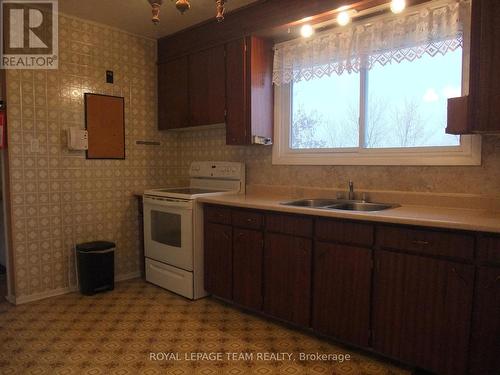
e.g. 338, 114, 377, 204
272, 0, 470, 86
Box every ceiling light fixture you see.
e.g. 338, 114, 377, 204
216, 0, 226, 22
148, 0, 163, 25
300, 24, 315, 38
390, 0, 406, 14
337, 11, 351, 26
175, 0, 191, 14
147, 0, 226, 24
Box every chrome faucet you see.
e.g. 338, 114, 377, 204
348, 180, 355, 200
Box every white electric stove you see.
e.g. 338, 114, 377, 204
143, 161, 245, 299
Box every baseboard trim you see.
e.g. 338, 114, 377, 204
115, 271, 141, 282
14, 286, 77, 305
13, 271, 142, 305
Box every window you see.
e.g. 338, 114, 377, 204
273, 0, 480, 166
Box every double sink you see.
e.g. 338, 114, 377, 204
281, 198, 399, 212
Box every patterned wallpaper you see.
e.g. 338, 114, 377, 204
178, 127, 500, 197
5, 15, 181, 301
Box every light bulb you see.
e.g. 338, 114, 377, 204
337, 11, 351, 26
300, 24, 315, 38
390, 0, 406, 14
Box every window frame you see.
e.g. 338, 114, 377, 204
272, 37, 481, 166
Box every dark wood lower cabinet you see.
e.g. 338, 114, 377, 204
469, 266, 500, 375
204, 222, 232, 299
233, 228, 263, 310
372, 251, 474, 375
263, 233, 312, 326
203, 204, 496, 375
312, 242, 372, 347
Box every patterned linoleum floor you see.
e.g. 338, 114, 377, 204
0, 279, 409, 375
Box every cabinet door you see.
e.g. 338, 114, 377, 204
189, 45, 226, 126
204, 222, 232, 299
263, 233, 312, 326
312, 242, 372, 347
225, 38, 248, 145
469, 266, 500, 374
469, 0, 500, 133
158, 57, 189, 130
372, 251, 474, 375
233, 228, 263, 310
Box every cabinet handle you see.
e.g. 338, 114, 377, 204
246, 218, 253, 222
223, 231, 230, 240
412, 239, 429, 246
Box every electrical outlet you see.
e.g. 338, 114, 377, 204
30, 138, 39, 153
106, 70, 114, 84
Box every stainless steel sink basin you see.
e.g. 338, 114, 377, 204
324, 202, 399, 212
281, 198, 341, 208
281, 198, 399, 212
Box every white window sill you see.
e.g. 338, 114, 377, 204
272, 136, 482, 166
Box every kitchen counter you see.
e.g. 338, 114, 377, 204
198, 193, 500, 234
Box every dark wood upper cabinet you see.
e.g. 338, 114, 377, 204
189, 45, 226, 127
204, 222, 233, 300
158, 57, 189, 130
469, 265, 500, 375
233, 228, 263, 310
226, 36, 273, 145
312, 242, 372, 347
372, 251, 474, 375
447, 0, 500, 134
158, 38, 272, 136
263, 232, 312, 326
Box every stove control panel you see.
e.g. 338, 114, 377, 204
189, 161, 244, 180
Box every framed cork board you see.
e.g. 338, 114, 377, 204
84, 93, 125, 159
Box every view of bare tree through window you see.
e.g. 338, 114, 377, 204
291, 108, 327, 149
292, 70, 360, 149
291, 47, 462, 150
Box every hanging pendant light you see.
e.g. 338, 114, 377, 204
148, 0, 163, 25
216, 0, 226, 22
147, 0, 226, 24
175, 0, 191, 14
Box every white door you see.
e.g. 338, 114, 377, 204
143, 196, 193, 271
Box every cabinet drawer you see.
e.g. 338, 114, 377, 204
478, 235, 500, 265
232, 209, 263, 230
316, 218, 374, 247
377, 225, 474, 260
204, 205, 232, 225
265, 213, 313, 237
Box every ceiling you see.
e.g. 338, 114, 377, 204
58, 0, 259, 39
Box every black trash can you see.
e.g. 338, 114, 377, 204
76, 241, 115, 295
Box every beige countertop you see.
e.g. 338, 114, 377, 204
198, 193, 500, 234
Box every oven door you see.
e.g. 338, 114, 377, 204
143, 196, 193, 271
